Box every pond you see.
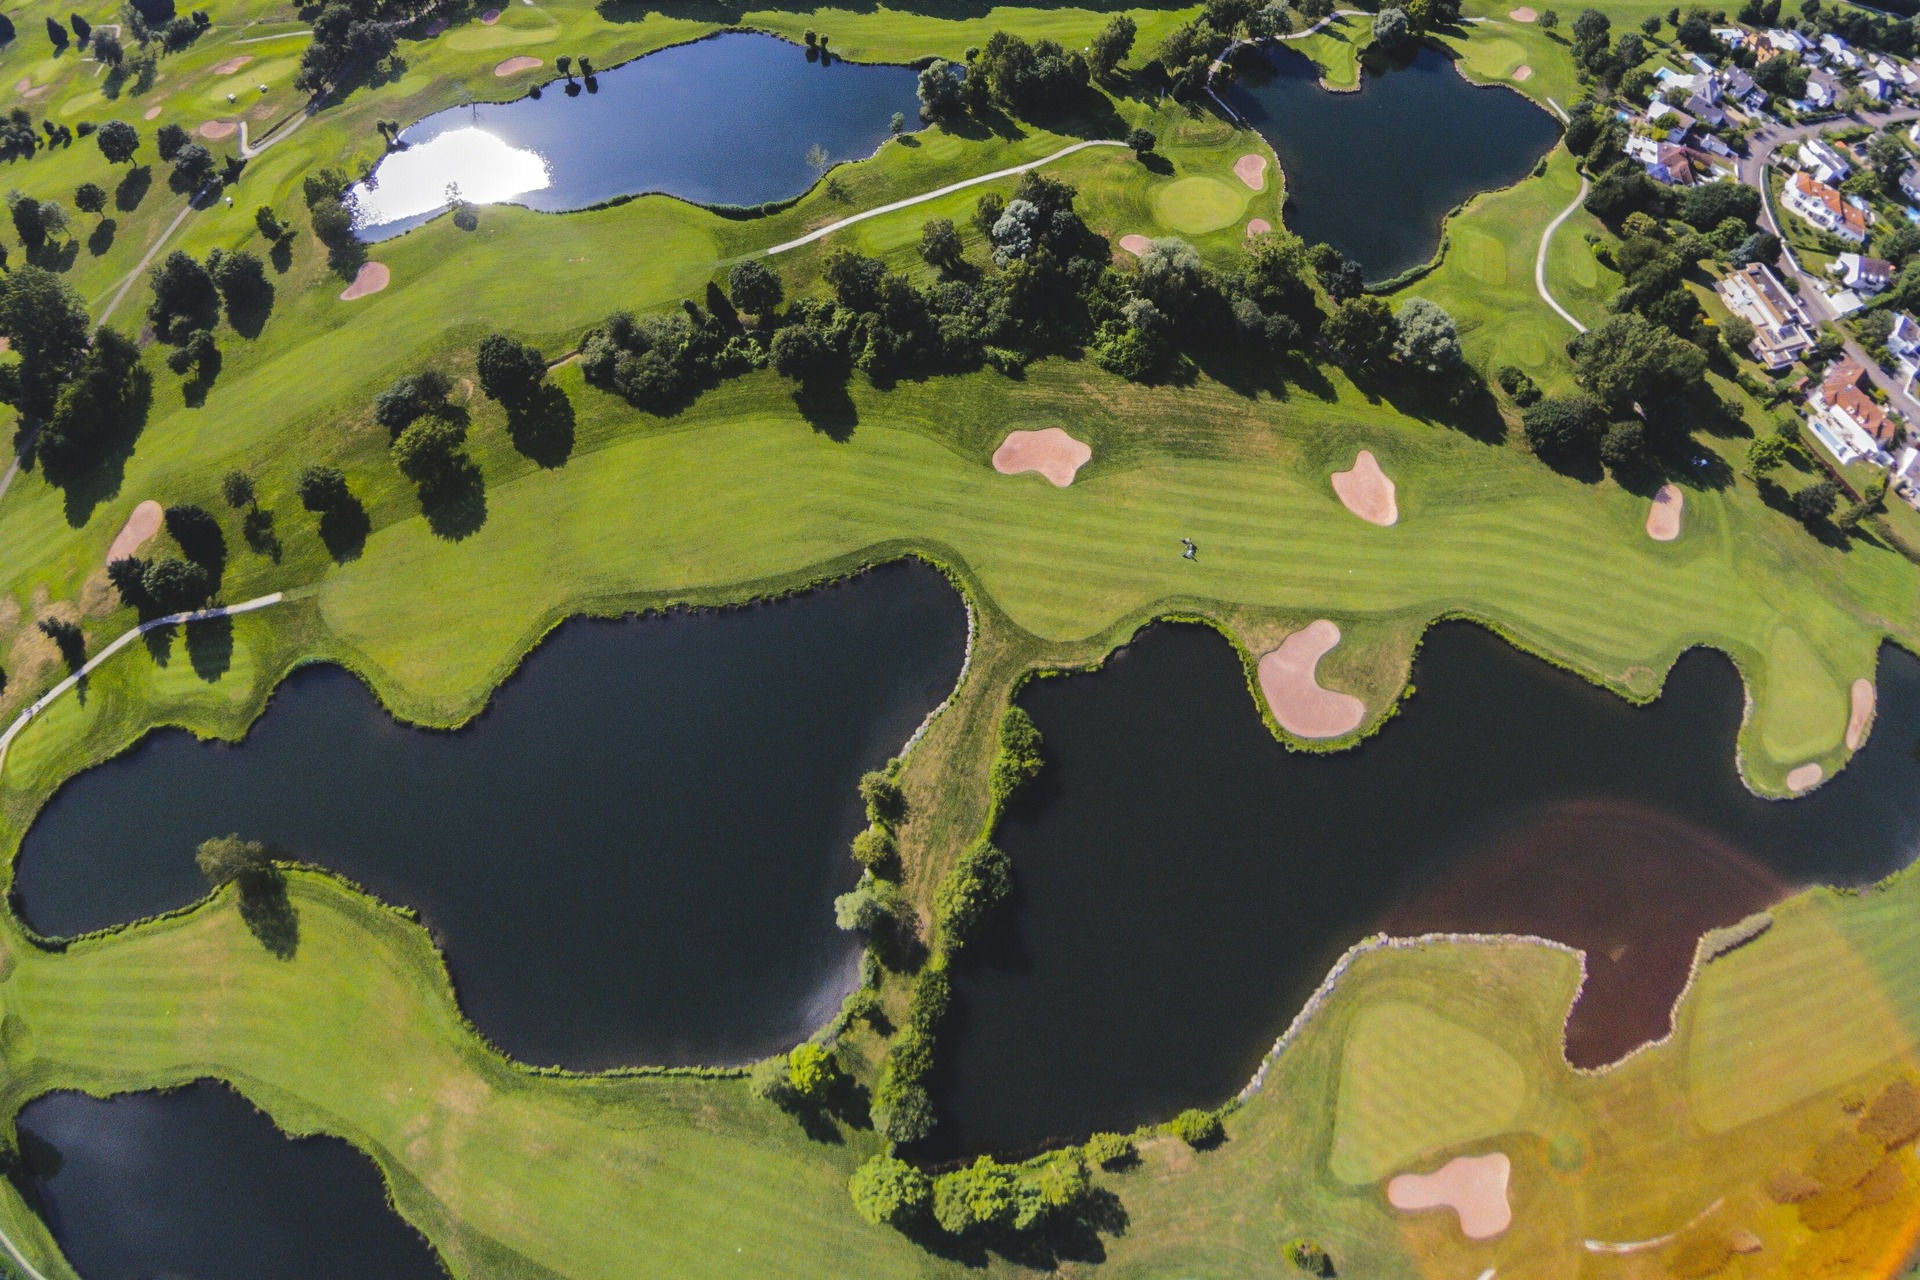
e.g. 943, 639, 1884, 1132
14, 1082, 447, 1280
1224, 43, 1561, 281
14, 561, 968, 1071
349, 31, 923, 238
931, 622, 1920, 1156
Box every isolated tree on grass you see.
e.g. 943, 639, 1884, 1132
95, 118, 138, 164
786, 1042, 840, 1104
196, 833, 272, 891
476, 333, 547, 403
1793, 477, 1838, 526
221, 469, 256, 510
155, 121, 188, 161
296, 464, 350, 512
169, 141, 213, 189
147, 249, 218, 335
73, 181, 106, 216
1089, 13, 1136, 78
1126, 126, 1157, 156
391, 416, 467, 487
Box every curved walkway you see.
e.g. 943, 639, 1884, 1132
1535, 173, 1590, 334
763, 139, 1130, 256
0, 593, 286, 775
0, 1220, 50, 1280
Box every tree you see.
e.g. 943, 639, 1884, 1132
1720, 314, 1756, 356
147, 249, 217, 334
373, 369, 452, 432
163, 503, 223, 565
0, 264, 91, 415
786, 1042, 838, 1103
93, 28, 122, 63
1868, 132, 1910, 199
769, 324, 826, 381
71, 12, 91, 43
35, 201, 68, 243
195, 834, 271, 890
889, 110, 906, 136
1324, 295, 1394, 365
1391, 297, 1461, 371
155, 121, 188, 160
391, 417, 467, 486
45, 15, 68, 49
207, 247, 268, 315
934, 839, 1011, 943
475, 333, 547, 404
1171, 1107, 1225, 1148
221, 469, 255, 509
1641, 12, 1662, 33
73, 181, 106, 216
296, 464, 350, 512
850, 824, 897, 868
1371, 5, 1411, 50
849, 1155, 932, 1229
170, 141, 213, 188
933, 1158, 1019, 1235
7, 193, 44, 249
1085, 1132, 1136, 1169
165, 328, 216, 378
918, 216, 962, 270
1522, 392, 1604, 456
1677, 181, 1759, 232
1539, 7, 1558, 28
141, 556, 210, 611
1089, 13, 1137, 78
916, 59, 963, 119
726, 259, 784, 318
1126, 126, 1157, 156
35, 328, 147, 481
860, 768, 907, 826
1793, 477, 1838, 525
1747, 432, 1788, 477
107, 556, 150, 607
95, 118, 138, 164
1599, 419, 1646, 470
1567, 313, 1706, 411
1135, 236, 1207, 317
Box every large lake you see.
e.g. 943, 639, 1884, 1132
14, 562, 968, 1070
931, 622, 1920, 1156
1225, 43, 1561, 280
349, 31, 922, 237
15, 1083, 447, 1280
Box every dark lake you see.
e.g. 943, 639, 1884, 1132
931, 622, 1920, 1156
13, 562, 968, 1070
14, 1082, 446, 1280
349, 31, 922, 238
1224, 43, 1560, 280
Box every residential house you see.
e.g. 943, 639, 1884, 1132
1651, 142, 1697, 186
1760, 28, 1812, 59
1798, 137, 1852, 184
1804, 68, 1840, 110
1717, 263, 1818, 369
1648, 98, 1697, 143
1723, 66, 1767, 110
1784, 171, 1870, 243
1807, 359, 1899, 465
1831, 252, 1895, 294
1861, 75, 1892, 102
1713, 25, 1749, 48
1819, 33, 1863, 69
1685, 93, 1729, 129
1903, 164, 1920, 205
1686, 51, 1718, 76
1888, 312, 1920, 360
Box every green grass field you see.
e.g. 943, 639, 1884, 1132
0, 0, 1919, 1275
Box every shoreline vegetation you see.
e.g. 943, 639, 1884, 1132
1, 0, 1920, 1273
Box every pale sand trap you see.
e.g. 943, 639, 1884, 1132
1234, 153, 1268, 191
143, 103, 164, 119
1509, 5, 1538, 18
494, 55, 541, 75
1847, 678, 1876, 751
1332, 449, 1399, 526
1513, 64, 1533, 81
106, 500, 163, 565
12, 78, 30, 94
481, 7, 503, 20
198, 119, 237, 140
1786, 763, 1824, 793
1258, 620, 1367, 739
211, 55, 252, 75
1646, 483, 1683, 541
991, 428, 1091, 487
1118, 233, 1152, 257
1387, 1153, 1513, 1240
339, 261, 391, 300
424, 16, 448, 34
1246, 217, 1272, 237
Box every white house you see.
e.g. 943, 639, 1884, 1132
1831, 252, 1895, 294
1784, 171, 1869, 243
1798, 137, 1852, 184
1806, 360, 1898, 466
1888, 312, 1920, 360
1717, 263, 1818, 369
1819, 33, 1863, 69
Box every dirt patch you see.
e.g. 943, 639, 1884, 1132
1846, 678, 1875, 751
991, 427, 1092, 487
1388, 1152, 1512, 1239
1509, 5, 1538, 18
339, 261, 391, 300
198, 119, 237, 140
1331, 449, 1398, 526
1786, 762, 1824, 793
424, 16, 448, 34
481, 6, 503, 20
1646, 483, 1683, 541
1246, 217, 1272, 237
1512, 64, 1533, 81
12, 79, 29, 94
79, 569, 116, 618
494, 54, 541, 75
1233, 153, 1268, 191
0, 597, 18, 634
211, 55, 253, 75
1257, 619, 1366, 740
1118, 233, 1152, 257
106, 500, 164, 564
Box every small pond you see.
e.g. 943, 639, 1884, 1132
1224, 43, 1560, 281
15, 562, 968, 1070
931, 622, 1920, 1156
14, 1082, 447, 1280
349, 31, 923, 238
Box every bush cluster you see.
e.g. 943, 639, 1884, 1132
870, 955, 948, 1144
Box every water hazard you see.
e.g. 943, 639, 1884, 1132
932, 621, 1920, 1155
350, 31, 922, 237
14, 562, 968, 1071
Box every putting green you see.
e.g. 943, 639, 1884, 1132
1151, 175, 1250, 235
1453, 227, 1509, 286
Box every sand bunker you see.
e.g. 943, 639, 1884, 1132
1118, 234, 1152, 257
1387, 1153, 1513, 1240
1246, 218, 1272, 237
1509, 6, 1538, 18
339, 261, 391, 300
1332, 450, 1398, 526
481, 7, 503, 21
106, 500, 163, 565
1258, 620, 1367, 740
991, 428, 1091, 487
211, 55, 253, 75
1233, 153, 1268, 191
198, 119, 237, 140
1646, 484, 1683, 541
1513, 65, 1534, 81
1786, 763, 1824, 793
494, 55, 541, 75
1847, 678, 1876, 751
143, 103, 164, 120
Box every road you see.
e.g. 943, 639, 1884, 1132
1738, 105, 1920, 425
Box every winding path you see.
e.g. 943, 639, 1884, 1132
0, 593, 287, 776
1536, 173, 1591, 334
763, 139, 1130, 255
0, 1220, 50, 1280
